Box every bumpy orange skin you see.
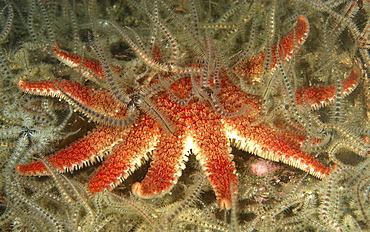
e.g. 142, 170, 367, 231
16, 16, 354, 210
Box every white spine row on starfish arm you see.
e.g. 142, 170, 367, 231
162, 134, 190, 186
131, 131, 191, 198
67, 140, 118, 171
225, 127, 279, 162
223, 122, 330, 179
184, 134, 205, 167
115, 135, 160, 187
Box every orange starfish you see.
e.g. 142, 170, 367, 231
16, 16, 358, 209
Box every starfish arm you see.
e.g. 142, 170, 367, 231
88, 117, 161, 193
234, 16, 309, 82
18, 79, 130, 124
131, 130, 189, 199
52, 43, 122, 82
273, 16, 309, 62
193, 122, 237, 210
295, 68, 360, 109
226, 121, 331, 179
17, 126, 123, 175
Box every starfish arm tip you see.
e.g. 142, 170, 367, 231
16, 162, 49, 176
132, 182, 158, 199
132, 181, 173, 199
88, 182, 114, 194
219, 198, 232, 210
